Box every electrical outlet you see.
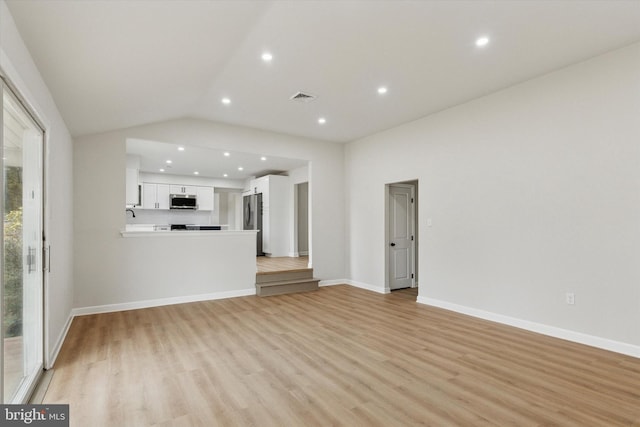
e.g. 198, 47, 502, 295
565, 292, 575, 305
427, 218, 433, 227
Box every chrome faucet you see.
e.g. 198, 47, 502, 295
126, 208, 136, 218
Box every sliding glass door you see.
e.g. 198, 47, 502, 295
1, 82, 44, 403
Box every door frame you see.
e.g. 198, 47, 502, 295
385, 180, 418, 292
0, 71, 48, 403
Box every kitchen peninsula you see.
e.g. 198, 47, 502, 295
102, 228, 260, 313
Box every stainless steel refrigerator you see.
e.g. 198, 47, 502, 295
243, 193, 264, 256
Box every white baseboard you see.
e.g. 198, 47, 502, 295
299, 251, 309, 256
310, 279, 390, 294
46, 313, 73, 369
419, 297, 640, 359
72, 288, 256, 317
317, 279, 389, 293
345, 280, 389, 294
319, 279, 347, 287
265, 253, 289, 258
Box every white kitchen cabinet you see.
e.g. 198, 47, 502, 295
141, 183, 155, 209
245, 179, 255, 195
247, 178, 268, 196
142, 183, 170, 209
125, 168, 139, 206
255, 175, 289, 257
170, 185, 198, 195
143, 182, 213, 210
196, 186, 214, 211
157, 185, 170, 209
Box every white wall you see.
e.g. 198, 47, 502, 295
288, 164, 309, 185
345, 43, 640, 351
286, 165, 309, 257
74, 118, 345, 309
297, 182, 309, 254
213, 189, 244, 230
0, 1, 75, 366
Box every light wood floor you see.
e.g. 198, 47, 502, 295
256, 256, 309, 273
4, 335, 24, 400
44, 285, 640, 426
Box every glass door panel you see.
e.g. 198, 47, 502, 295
2, 85, 44, 403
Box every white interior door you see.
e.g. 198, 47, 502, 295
389, 184, 415, 290
2, 84, 44, 403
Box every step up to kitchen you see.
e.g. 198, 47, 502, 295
256, 268, 319, 296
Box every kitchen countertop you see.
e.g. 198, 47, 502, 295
121, 224, 256, 237
121, 230, 258, 237
124, 224, 228, 231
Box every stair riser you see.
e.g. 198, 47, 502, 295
257, 280, 319, 297
256, 269, 313, 284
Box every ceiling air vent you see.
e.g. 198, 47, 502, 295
290, 91, 317, 102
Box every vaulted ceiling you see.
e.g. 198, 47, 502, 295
6, 0, 640, 143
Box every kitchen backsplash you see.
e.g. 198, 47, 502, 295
126, 209, 216, 226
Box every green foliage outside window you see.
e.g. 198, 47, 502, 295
4, 166, 23, 338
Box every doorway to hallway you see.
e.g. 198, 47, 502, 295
386, 181, 418, 291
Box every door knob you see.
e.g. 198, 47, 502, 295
390, 242, 396, 247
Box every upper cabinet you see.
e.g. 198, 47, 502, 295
142, 183, 170, 209
247, 177, 268, 196
196, 186, 214, 211
125, 168, 139, 206
169, 185, 198, 195
140, 181, 214, 211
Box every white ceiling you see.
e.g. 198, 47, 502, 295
6, 0, 640, 143
127, 138, 307, 180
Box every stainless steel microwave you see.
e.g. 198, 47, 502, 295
170, 194, 197, 209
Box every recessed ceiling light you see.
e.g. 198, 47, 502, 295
177, 146, 185, 151
260, 156, 267, 161
166, 160, 172, 164
223, 173, 228, 177
159, 168, 165, 172
475, 36, 490, 47
261, 52, 273, 62
318, 117, 326, 125
194, 171, 199, 175
221, 97, 231, 105
224, 152, 230, 157
238, 166, 244, 171
377, 86, 388, 95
